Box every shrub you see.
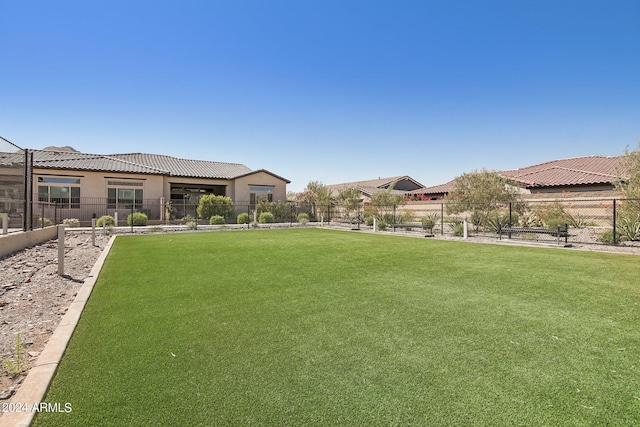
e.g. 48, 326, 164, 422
237, 213, 250, 224
96, 215, 115, 227
297, 213, 310, 224
197, 195, 235, 219
259, 212, 274, 224
186, 221, 197, 230
38, 217, 53, 227
209, 215, 225, 225
421, 213, 438, 232
449, 219, 465, 237
63, 218, 81, 228
181, 215, 195, 224
597, 228, 623, 245
376, 220, 388, 231
364, 214, 374, 227
535, 202, 569, 231
127, 212, 148, 226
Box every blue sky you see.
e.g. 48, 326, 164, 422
2, 1, 638, 192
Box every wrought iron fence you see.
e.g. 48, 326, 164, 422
0, 137, 33, 232
352, 198, 640, 247
3, 194, 639, 247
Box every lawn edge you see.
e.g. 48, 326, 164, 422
0, 235, 117, 427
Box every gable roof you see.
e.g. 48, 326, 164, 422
327, 175, 424, 196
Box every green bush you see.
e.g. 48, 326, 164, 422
259, 212, 274, 224
237, 213, 250, 224
209, 215, 225, 225
197, 195, 235, 219
597, 228, 623, 245
376, 220, 388, 231
297, 213, 310, 224
38, 217, 53, 227
181, 215, 195, 224
96, 215, 115, 227
127, 212, 148, 226
364, 214, 374, 227
63, 218, 81, 228
449, 219, 465, 237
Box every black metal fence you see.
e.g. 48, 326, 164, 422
3, 195, 639, 247
364, 198, 640, 247
0, 138, 33, 232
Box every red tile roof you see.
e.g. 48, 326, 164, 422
408, 155, 626, 196
501, 156, 624, 188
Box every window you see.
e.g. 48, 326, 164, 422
37, 176, 81, 208
249, 186, 273, 205
107, 180, 144, 209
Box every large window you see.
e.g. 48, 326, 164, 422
107, 180, 143, 209
37, 176, 81, 208
249, 186, 273, 205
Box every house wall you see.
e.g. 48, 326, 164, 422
33, 169, 165, 200
234, 172, 288, 204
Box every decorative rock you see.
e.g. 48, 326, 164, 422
0, 389, 14, 400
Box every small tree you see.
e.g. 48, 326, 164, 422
336, 186, 361, 222
614, 142, 640, 241
197, 195, 234, 219
445, 169, 525, 230
369, 181, 406, 224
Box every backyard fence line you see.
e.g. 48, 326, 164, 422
0, 196, 638, 247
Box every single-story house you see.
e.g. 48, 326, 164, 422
407, 156, 626, 200
327, 176, 425, 203
1, 147, 289, 223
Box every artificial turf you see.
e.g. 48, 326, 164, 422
34, 228, 640, 426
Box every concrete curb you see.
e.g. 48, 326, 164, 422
0, 235, 117, 427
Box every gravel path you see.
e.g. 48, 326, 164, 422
0, 231, 110, 400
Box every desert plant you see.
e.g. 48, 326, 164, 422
38, 217, 53, 227
209, 215, 225, 225
617, 213, 640, 241
297, 213, 310, 224
3, 334, 25, 377
376, 220, 388, 231
259, 212, 274, 224
449, 219, 465, 237
63, 218, 81, 227
127, 212, 148, 226
421, 213, 438, 233
535, 201, 569, 230
96, 215, 115, 227
182, 215, 195, 224
597, 228, 623, 245
237, 213, 250, 224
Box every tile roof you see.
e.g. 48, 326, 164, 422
29, 150, 256, 179
500, 156, 624, 188
109, 153, 252, 179
408, 155, 626, 196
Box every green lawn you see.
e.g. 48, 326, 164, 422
35, 229, 640, 426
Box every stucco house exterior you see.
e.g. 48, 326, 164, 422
26, 148, 289, 222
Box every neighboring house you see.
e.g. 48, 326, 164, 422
326, 176, 425, 203
407, 156, 626, 200
5, 148, 289, 222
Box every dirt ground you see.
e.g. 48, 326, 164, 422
0, 231, 110, 400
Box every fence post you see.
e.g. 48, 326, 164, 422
440, 203, 444, 236
612, 199, 617, 245
1, 213, 7, 234
57, 224, 65, 276
92, 217, 96, 246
